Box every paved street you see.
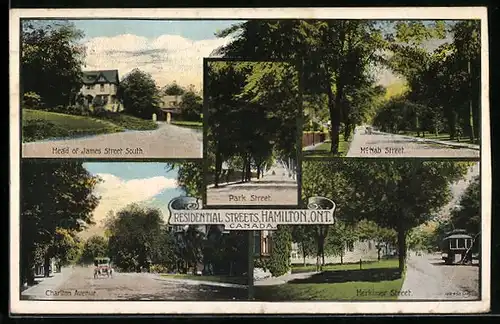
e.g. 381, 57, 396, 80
346, 126, 480, 158
399, 253, 480, 300
22, 123, 202, 159
21, 266, 247, 301
206, 162, 298, 206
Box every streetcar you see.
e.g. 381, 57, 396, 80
441, 229, 475, 265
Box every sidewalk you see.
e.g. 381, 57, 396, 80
374, 131, 480, 150
303, 142, 326, 151
21, 267, 75, 298
254, 271, 319, 286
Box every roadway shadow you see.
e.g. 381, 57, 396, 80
287, 268, 402, 284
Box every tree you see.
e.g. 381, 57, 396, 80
118, 69, 160, 119
49, 228, 83, 268
356, 219, 397, 260
267, 226, 293, 277
21, 160, 101, 283
346, 160, 471, 272
21, 20, 86, 108
291, 226, 316, 266
163, 82, 185, 96
450, 175, 481, 235
106, 204, 166, 272
179, 90, 203, 121
80, 235, 109, 265
214, 20, 387, 154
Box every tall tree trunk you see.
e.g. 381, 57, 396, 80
214, 151, 222, 188
44, 252, 51, 278
468, 60, 475, 143
256, 164, 261, 180
327, 85, 341, 154
245, 156, 251, 182
397, 221, 407, 274
344, 122, 351, 141
241, 159, 246, 182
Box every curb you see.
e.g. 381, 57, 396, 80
374, 131, 480, 150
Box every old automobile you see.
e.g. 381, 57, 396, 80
94, 257, 113, 278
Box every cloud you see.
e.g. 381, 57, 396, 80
82, 33, 233, 90
90, 173, 177, 226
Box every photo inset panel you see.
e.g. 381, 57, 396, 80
300, 19, 481, 159
204, 60, 301, 207
20, 160, 251, 301
20, 19, 203, 159
253, 158, 480, 301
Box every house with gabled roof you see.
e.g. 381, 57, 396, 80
80, 69, 123, 112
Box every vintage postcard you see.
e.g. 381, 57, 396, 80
9, 7, 490, 315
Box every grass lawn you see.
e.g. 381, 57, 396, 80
22, 109, 124, 142
100, 113, 158, 130
254, 259, 404, 301
291, 259, 399, 273
161, 274, 247, 285
303, 133, 352, 157
398, 131, 479, 145
171, 120, 203, 130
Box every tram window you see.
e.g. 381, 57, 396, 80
458, 239, 465, 249
450, 239, 458, 249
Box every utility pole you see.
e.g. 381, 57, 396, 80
247, 231, 255, 300
468, 59, 475, 144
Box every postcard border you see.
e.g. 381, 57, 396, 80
9, 7, 491, 315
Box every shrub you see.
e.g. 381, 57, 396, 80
267, 226, 292, 277
149, 264, 167, 274
23, 92, 43, 109
22, 119, 69, 142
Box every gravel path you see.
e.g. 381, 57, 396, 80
22, 123, 202, 159
21, 266, 247, 301
347, 126, 480, 158
399, 253, 480, 300
206, 162, 298, 206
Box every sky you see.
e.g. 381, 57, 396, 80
71, 19, 241, 90
80, 162, 185, 238
27, 19, 456, 91
65, 19, 434, 90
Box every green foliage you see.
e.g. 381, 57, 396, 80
118, 69, 160, 119
163, 82, 185, 96
268, 226, 292, 277
99, 112, 159, 130
23, 92, 43, 109
20, 160, 101, 284
50, 228, 83, 266
106, 204, 167, 272
179, 90, 203, 121
21, 20, 85, 107
206, 61, 300, 186
301, 159, 471, 271
450, 175, 481, 235
80, 235, 109, 264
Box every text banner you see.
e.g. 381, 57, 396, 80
167, 196, 336, 230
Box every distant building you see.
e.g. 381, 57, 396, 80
80, 69, 123, 112
254, 230, 383, 267
158, 95, 182, 121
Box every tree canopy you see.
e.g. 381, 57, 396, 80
21, 20, 86, 107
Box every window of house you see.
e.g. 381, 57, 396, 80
450, 239, 458, 249
348, 242, 354, 252
100, 84, 105, 91
86, 85, 91, 90
457, 238, 465, 249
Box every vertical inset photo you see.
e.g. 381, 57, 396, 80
204, 60, 301, 207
